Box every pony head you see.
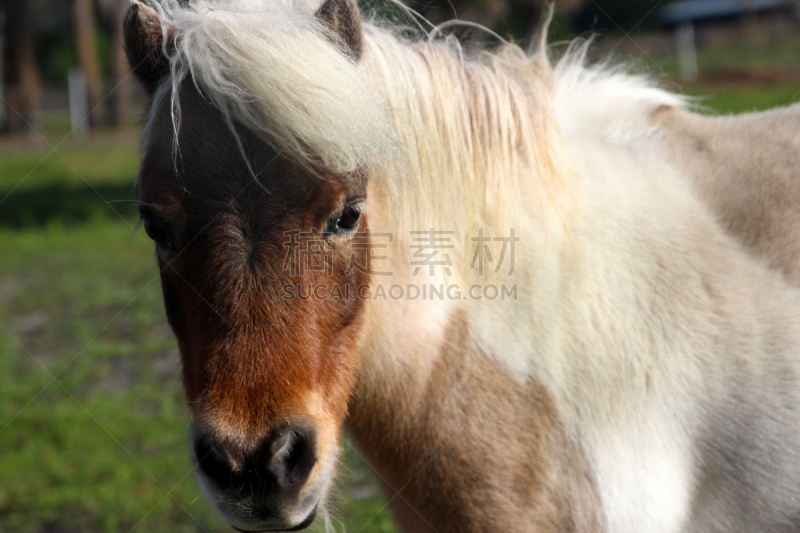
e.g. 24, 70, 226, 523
124, 1, 382, 529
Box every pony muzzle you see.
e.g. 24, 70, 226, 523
190, 421, 327, 531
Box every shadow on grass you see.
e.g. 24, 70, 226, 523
0, 183, 140, 228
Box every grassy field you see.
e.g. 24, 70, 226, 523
0, 42, 798, 532
656, 37, 800, 114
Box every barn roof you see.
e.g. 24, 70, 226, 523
660, 0, 788, 24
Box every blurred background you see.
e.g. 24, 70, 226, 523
0, 0, 798, 532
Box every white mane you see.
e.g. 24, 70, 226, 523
552, 45, 687, 145
144, 0, 395, 175
143, 0, 686, 276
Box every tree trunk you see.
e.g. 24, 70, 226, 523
1, 0, 42, 133
74, 0, 102, 128
108, 0, 129, 126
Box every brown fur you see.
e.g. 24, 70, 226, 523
316, 0, 363, 60
139, 80, 368, 472
124, 4, 175, 94
652, 103, 800, 287
346, 310, 606, 533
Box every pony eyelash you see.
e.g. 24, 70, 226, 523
347, 199, 367, 213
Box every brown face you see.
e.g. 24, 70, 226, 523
138, 81, 370, 531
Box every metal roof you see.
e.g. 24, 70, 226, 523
660, 0, 787, 24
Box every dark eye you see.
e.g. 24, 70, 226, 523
328, 203, 362, 234
140, 211, 175, 251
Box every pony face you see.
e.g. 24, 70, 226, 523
126, 2, 369, 529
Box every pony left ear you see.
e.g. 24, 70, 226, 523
124, 3, 176, 94
315, 0, 363, 60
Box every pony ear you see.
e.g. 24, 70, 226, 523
315, 0, 363, 60
124, 3, 176, 94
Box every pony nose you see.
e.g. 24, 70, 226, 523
192, 425, 318, 493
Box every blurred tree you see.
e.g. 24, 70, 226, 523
74, 0, 102, 126
1, 0, 42, 132
571, 0, 666, 34
103, 0, 130, 126
408, 0, 588, 41
32, 0, 78, 81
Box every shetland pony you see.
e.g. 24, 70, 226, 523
124, 1, 800, 531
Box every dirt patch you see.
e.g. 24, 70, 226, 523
14, 311, 48, 336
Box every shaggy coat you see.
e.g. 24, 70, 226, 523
125, 1, 800, 531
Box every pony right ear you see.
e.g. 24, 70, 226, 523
124, 3, 176, 94
315, 0, 363, 60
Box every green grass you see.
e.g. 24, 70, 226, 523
0, 142, 223, 533
687, 84, 800, 115
649, 37, 800, 114
0, 54, 795, 532
657, 37, 800, 76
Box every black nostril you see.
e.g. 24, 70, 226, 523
193, 434, 233, 490
192, 425, 317, 498
268, 428, 317, 489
